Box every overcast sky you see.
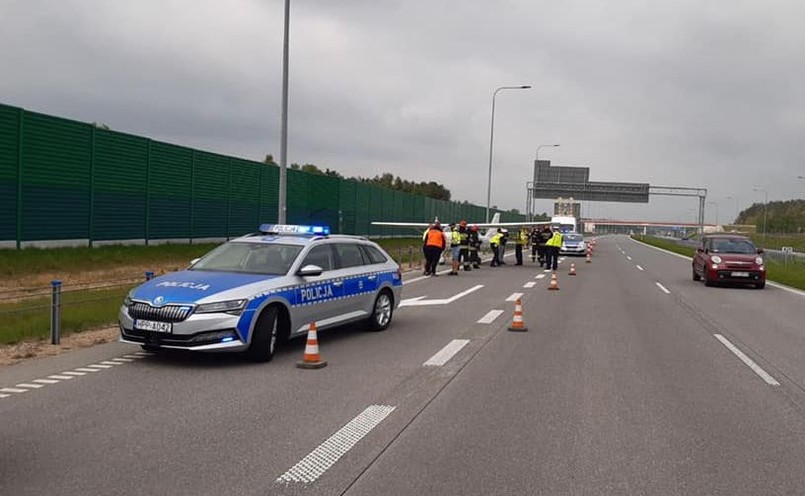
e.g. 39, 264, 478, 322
2, 0, 804, 224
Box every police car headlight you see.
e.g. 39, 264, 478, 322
195, 299, 247, 315
124, 291, 134, 308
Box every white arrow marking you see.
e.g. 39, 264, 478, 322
399, 285, 484, 307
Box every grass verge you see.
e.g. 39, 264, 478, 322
633, 235, 805, 290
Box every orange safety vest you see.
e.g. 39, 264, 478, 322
426, 228, 445, 248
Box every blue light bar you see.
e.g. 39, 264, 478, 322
259, 224, 331, 236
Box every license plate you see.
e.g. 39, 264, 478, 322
134, 319, 172, 333
731, 271, 750, 277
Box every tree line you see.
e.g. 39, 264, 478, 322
736, 199, 805, 234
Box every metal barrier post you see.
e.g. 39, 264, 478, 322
145, 271, 154, 281
397, 247, 403, 265
50, 280, 61, 345
408, 246, 414, 269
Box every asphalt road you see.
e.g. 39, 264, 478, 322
2, 237, 805, 495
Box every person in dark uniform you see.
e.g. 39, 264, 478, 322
468, 225, 481, 269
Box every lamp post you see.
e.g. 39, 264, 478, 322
707, 201, 719, 226
726, 195, 739, 224
528, 144, 560, 220
486, 85, 531, 223
752, 187, 768, 247
278, 0, 291, 224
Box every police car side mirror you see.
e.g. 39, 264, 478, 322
297, 264, 324, 277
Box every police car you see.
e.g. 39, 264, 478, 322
559, 233, 587, 256
119, 225, 403, 362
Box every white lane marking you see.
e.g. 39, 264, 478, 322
477, 310, 504, 324
60, 371, 86, 376
535, 274, 546, 279
424, 339, 470, 366
0, 394, 9, 398
100, 361, 123, 366
75, 367, 101, 373
636, 265, 644, 271
626, 256, 632, 260
277, 405, 396, 484
111, 358, 134, 363
655, 282, 671, 294
124, 354, 146, 359
33, 379, 60, 384
86, 364, 113, 369
506, 292, 524, 302
16, 383, 45, 389
399, 285, 484, 307
48, 375, 74, 380
0, 387, 29, 394
523, 282, 536, 288
134, 351, 154, 356
714, 334, 780, 386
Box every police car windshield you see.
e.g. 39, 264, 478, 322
190, 242, 303, 275
564, 234, 583, 241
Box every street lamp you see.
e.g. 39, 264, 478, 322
707, 201, 719, 226
529, 144, 560, 220
536, 144, 560, 161
278, 0, 291, 224
726, 195, 739, 224
752, 187, 768, 247
486, 85, 531, 223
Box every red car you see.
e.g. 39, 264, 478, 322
692, 234, 766, 289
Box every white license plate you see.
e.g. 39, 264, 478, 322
134, 320, 172, 333
731, 271, 750, 277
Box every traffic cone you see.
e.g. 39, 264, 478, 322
507, 298, 528, 332
548, 273, 560, 290
296, 322, 327, 369
569, 263, 577, 276
585, 252, 592, 263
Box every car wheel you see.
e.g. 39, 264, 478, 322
703, 268, 713, 287
755, 281, 766, 289
367, 290, 394, 332
247, 306, 280, 362
692, 265, 701, 281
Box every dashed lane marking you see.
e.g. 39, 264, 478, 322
714, 334, 780, 386
0, 387, 29, 394
100, 361, 124, 366
74, 368, 101, 373
111, 358, 134, 363
636, 265, 644, 271
47, 375, 74, 380
424, 339, 470, 366
626, 256, 632, 260
477, 310, 504, 324
33, 379, 59, 384
86, 364, 113, 369
535, 274, 546, 279
60, 371, 86, 376
277, 405, 396, 484
16, 383, 45, 389
655, 282, 671, 294
506, 292, 524, 302
523, 282, 536, 288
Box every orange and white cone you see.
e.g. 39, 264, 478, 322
569, 263, 577, 276
507, 298, 528, 332
585, 252, 592, 263
296, 322, 327, 369
548, 273, 560, 290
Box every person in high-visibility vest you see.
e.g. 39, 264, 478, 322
423, 223, 446, 276
489, 231, 503, 267
449, 223, 461, 275
545, 227, 563, 271
514, 227, 528, 266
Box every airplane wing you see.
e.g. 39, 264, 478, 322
370, 222, 431, 227
473, 220, 551, 228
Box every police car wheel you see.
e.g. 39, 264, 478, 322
367, 290, 393, 332
247, 306, 280, 362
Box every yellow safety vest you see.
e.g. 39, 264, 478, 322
546, 232, 563, 247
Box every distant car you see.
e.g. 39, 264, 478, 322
692, 234, 765, 289
119, 224, 403, 361
559, 233, 586, 256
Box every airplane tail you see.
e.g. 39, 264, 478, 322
491, 213, 500, 224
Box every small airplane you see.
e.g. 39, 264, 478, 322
372, 213, 551, 255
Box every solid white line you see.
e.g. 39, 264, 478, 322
0, 387, 28, 394
636, 265, 644, 271
655, 282, 671, 294
277, 405, 396, 484
506, 292, 524, 302
111, 358, 134, 363
714, 334, 780, 386
523, 282, 536, 288
477, 310, 504, 324
100, 361, 123, 366
74, 367, 101, 373
16, 383, 45, 389
535, 274, 546, 279
60, 371, 86, 376
48, 375, 74, 380
33, 379, 60, 384
424, 339, 470, 366
86, 364, 113, 369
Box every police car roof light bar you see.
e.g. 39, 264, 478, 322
259, 224, 331, 236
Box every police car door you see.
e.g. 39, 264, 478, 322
294, 244, 343, 332
332, 242, 374, 322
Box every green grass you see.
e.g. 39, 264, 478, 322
633, 235, 805, 290
747, 234, 805, 252
0, 285, 134, 345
